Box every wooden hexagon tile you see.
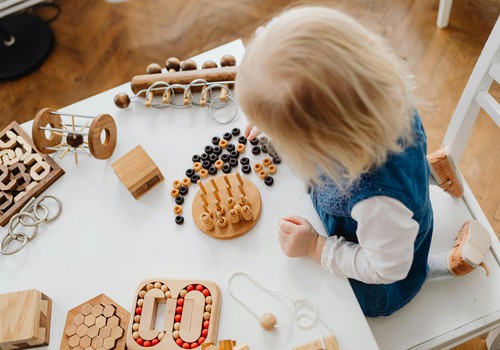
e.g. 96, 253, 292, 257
60, 294, 129, 350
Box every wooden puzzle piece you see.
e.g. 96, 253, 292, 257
0, 130, 17, 150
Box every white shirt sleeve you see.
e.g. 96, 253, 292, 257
320, 196, 419, 284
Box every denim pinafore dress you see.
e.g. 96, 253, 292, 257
311, 113, 433, 317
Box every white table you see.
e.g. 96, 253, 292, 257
0, 40, 379, 350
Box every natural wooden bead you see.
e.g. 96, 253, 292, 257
262, 158, 273, 167
253, 163, 263, 172
138, 290, 146, 298
154, 282, 162, 289
220, 54, 236, 67
219, 140, 228, 149
259, 313, 277, 331
217, 216, 228, 228
205, 304, 212, 312
259, 170, 268, 179
202, 60, 218, 69
133, 331, 139, 339
180, 290, 188, 298
132, 323, 140, 331
239, 196, 249, 206
241, 205, 253, 221
137, 299, 144, 307
114, 93, 130, 108
174, 322, 181, 330
170, 188, 179, 197
158, 331, 165, 340
173, 180, 182, 189
165, 57, 180, 72
215, 160, 224, 170
174, 205, 183, 214
194, 162, 202, 172
146, 283, 154, 290
203, 312, 211, 320
205, 296, 212, 304
161, 285, 168, 292
146, 63, 162, 74
233, 204, 241, 213
172, 330, 180, 339
226, 197, 235, 209
182, 177, 192, 187
237, 144, 245, 153
165, 291, 171, 298
200, 169, 209, 178
181, 59, 197, 71
228, 209, 240, 224
134, 315, 141, 323
268, 164, 277, 175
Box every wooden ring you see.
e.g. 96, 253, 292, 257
174, 205, 183, 214
219, 140, 228, 149
236, 144, 245, 154
262, 158, 273, 167
268, 165, 277, 175
200, 169, 209, 178
214, 160, 224, 170
194, 162, 202, 172
259, 170, 267, 179
88, 114, 117, 159
253, 163, 263, 172
170, 189, 179, 197
31, 108, 63, 154
173, 180, 182, 189
182, 178, 192, 187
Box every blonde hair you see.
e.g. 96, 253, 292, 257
236, 6, 414, 186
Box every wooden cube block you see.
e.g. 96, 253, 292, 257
0, 289, 52, 350
112, 146, 164, 199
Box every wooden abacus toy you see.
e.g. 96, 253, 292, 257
126, 279, 221, 350
114, 55, 238, 124
0, 121, 64, 226
60, 294, 130, 350
192, 172, 261, 240
32, 107, 117, 164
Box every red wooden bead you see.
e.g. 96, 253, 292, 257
183, 343, 190, 349
176, 339, 183, 346
152, 339, 159, 346
144, 340, 151, 347
177, 298, 184, 306
137, 338, 144, 345
198, 337, 206, 344
175, 314, 182, 322
187, 285, 195, 292
136, 307, 142, 315
176, 306, 183, 314
196, 285, 204, 292
190, 342, 199, 349
202, 289, 210, 297
203, 320, 209, 329
202, 329, 208, 337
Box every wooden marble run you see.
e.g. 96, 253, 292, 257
126, 279, 221, 350
0, 121, 64, 226
60, 294, 130, 350
0, 289, 52, 350
192, 173, 261, 240
32, 107, 117, 164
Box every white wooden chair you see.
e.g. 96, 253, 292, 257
368, 16, 500, 350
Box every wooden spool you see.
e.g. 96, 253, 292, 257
31, 107, 63, 154
192, 174, 261, 240
88, 114, 117, 159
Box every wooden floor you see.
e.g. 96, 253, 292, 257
1, 1, 499, 349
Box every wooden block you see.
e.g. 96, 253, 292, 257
126, 279, 221, 350
112, 146, 164, 200
293, 336, 339, 350
60, 294, 130, 350
0, 289, 52, 350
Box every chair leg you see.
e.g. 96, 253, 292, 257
437, 0, 453, 29
486, 327, 500, 350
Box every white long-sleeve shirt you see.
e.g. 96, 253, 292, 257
320, 196, 419, 284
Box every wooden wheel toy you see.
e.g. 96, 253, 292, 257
32, 108, 117, 164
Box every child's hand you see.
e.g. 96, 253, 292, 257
278, 215, 323, 260
244, 121, 262, 141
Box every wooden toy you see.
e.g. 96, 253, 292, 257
112, 146, 164, 200
60, 294, 129, 350
292, 336, 339, 350
126, 279, 221, 350
0, 289, 52, 350
0, 122, 64, 227
32, 108, 117, 164
200, 340, 249, 350
192, 173, 261, 240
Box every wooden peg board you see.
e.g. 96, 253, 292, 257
60, 294, 130, 350
0, 121, 64, 226
126, 279, 221, 350
192, 174, 261, 240
0, 289, 52, 350
293, 336, 339, 350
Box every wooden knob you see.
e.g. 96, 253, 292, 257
181, 59, 197, 71
220, 54, 236, 67
202, 60, 218, 69
165, 57, 181, 72
259, 313, 277, 331
114, 93, 130, 108
146, 63, 162, 74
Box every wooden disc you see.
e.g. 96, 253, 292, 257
192, 174, 261, 240
32, 107, 63, 154
88, 114, 117, 159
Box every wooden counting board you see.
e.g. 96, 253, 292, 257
0, 121, 64, 226
126, 279, 221, 350
192, 174, 261, 240
60, 294, 130, 350
0, 289, 52, 350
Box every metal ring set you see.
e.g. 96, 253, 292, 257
0, 195, 62, 255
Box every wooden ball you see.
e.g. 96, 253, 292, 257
220, 54, 236, 67
181, 59, 197, 71
259, 313, 277, 331
202, 60, 218, 69
146, 63, 162, 74
114, 93, 130, 108
165, 57, 181, 72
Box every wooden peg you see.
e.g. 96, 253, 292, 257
220, 54, 236, 102
210, 178, 219, 192
215, 201, 222, 211
213, 190, 221, 203
200, 60, 217, 107
201, 194, 209, 207
238, 184, 245, 196
226, 186, 233, 198
198, 180, 208, 195
223, 175, 231, 187
235, 172, 243, 185
145, 91, 154, 108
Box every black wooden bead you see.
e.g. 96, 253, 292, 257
241, 164, 251, 174
223, 132, 232, 141
261, 145, 268, 153
185, 168, 195, 177
221, 154, 230, 162
252, 146, 261, 155
205, 145, 214, 154
192, 154, 201, 163
209, 153, 218, 163
191, 174, 200, 182
231, 128, 241, 136
229, 158, 238, 167
208, 166, 217, 175
240, 157, 250, 165
175, 196, 184, 205
264, 176, 274, 186
179, 186, 188, 195
211, 136, 220, 145
238, 136, 247, 144
200, 153, 209, 161
226, 144, 235, 153
272, 156, 282, 164
222, 164, 232, 174
213, 146, 222, 155
250, 138, 259, 146
175, 215, 184, 225
202, 160, 211, 170
230, 150, 239, 159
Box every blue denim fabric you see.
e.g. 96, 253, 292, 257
311, 112, 433, 317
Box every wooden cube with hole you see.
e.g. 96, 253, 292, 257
112, 145, 164, 199
0, 289, 52, 350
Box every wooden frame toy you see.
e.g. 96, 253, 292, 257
126, 279, 221, 350
112, 145, 164, 200
60, 294, 130, 350
0, 121, 64, 226
0, 289, 52, 350
32, 108, 117, 164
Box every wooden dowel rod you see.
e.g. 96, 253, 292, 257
198, 180, 208, 195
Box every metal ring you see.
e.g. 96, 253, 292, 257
145, 81, 174, 109
20, 204, 48, 226
186, 79, 209, 107
9, 212, 39, 241
1, 232, 28, 255
34, 195, 62, 223
162, 84, 189, 109
209, 94, 238, 124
